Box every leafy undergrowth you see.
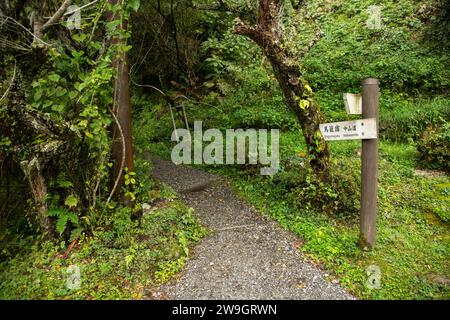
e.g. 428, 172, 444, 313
131, 93, 450, 299
206, 134, 449, 300
0, 187, 207, 300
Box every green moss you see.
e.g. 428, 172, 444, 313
298, 99, 310, 110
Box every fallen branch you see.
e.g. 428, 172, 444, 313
62, 237, 78, 259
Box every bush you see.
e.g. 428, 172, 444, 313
417, 123, 450, 172
380, 96, 449, 142
232, 96, 298, 130
275, 156, 360, 218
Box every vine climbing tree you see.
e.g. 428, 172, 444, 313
234, 0, 329, 178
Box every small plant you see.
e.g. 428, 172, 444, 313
46, 208, 81, 241
417, 123, 450, 173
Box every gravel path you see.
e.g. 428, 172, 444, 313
148, 156, 354, 300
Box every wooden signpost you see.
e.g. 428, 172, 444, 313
319, 78, 380, 250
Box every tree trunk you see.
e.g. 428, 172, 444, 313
235, 0, 329, 178
107, 0, 135, 205
21, 159, 54, 237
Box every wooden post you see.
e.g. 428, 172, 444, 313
359, 78, 379, 250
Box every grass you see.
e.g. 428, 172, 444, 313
205, 132, 449, 299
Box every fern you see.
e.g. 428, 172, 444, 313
46, 208, 79, 235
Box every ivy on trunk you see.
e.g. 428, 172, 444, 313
234, 0, 329, 179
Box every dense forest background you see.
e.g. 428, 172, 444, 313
0, 0, 449, 299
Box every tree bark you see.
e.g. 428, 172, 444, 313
107, 0, 135, 205
21, 159, 54, 237
235, 0, 329, 178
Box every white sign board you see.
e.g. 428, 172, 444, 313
343, 93, 362, 114
320, 118, 377, 141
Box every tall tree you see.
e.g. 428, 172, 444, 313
107, 0, 135, 205
234, 0, 329, 178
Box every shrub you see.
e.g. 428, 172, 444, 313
275, 156, 360, 218
416, 123, 450, 172
380, 97, 449, 142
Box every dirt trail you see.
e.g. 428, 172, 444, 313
148, 156, 354, 300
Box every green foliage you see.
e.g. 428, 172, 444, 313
131, 97, 172, 155
155, 257, 187, 285
128, 0, 141, 12
221, 142, 450, 299
432, 183, 450, 223
417, 124, 450, 172
379, 96, 449, 142
231, 95, 297, 130
64, 195, 78, 208
46, 208, 80, 240
275, 157, 360, 218
2, 0, 449, 301
0, 195, 207, 299
0, 0, 144, 239
301, 0, 449, 94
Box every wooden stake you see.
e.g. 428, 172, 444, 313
359, 78, 379, 250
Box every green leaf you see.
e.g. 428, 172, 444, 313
56, 215, 69, 235
69, 91, 78, 100
57, 176, 73, 188
70, 227, 83, 242
65, 195, 78, 208
51, 105, 65, 113
34, 90, 42, 101
0, 138, 11, 147
125, 255, 133, 268
73, 33, 87, 43
48, 74, 60, 82
55, 87, 67, 97
128, 0, 140, 12
299, 99, 310, 110
46, 208, 66, 217
67, 212, 79, 225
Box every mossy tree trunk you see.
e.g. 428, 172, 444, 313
21, 159, 54, 237
235, 0, 329, 178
